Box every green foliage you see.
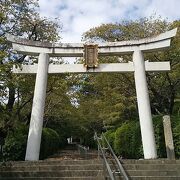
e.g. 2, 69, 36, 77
0, 0, 62, 142
83, 16, 169, 42
76, 72, 137, 130
114, 121, 142, 159
109, 115, 179, 159
170, 115, 180, 158
3, 125, 28, 161
82, 17, 180, 116
152, 115, 180, 158
46, 117, 73, 148
174, 123, 180, 158
40, 128, 60, 160
2, 127, 62, 161
103, 130, 115, 148
81, 134, 97, 148
172, 101, 180, 115
153, 116, 166, 158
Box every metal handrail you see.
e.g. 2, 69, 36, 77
102, 133, 129, 180
94, 132, 115, 180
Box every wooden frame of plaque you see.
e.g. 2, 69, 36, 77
84, 44, 98, 68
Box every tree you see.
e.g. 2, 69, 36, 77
76, 17, 180, 156
0, 0, 61, 142
80, 17, 179, 122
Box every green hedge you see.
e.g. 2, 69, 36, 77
153, 115, 180, 158
103, 130, 115, 148
114, 121, 142, 159
104, 115, 180, 159
80, 130, 97, 148
3, 125, 28, 161
153, 116, 166, 158
40, 128, 60, 159
3, 126, 60, 161
172, 115, 180, 158
174, 124, 180, 157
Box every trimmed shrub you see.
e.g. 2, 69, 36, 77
114, 121, 142, 159
102, 115, 179, 159
80, 130, 97, 148
103, 130, 115, 148
153, 116, 166, 158
3, 126, 60, 161
153, 115, 179, 158
174, 123, 180, 158
3, 125, 28, 161
40, 128, 60, 159
172, 115, 180, 158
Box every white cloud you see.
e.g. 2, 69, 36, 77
144, 0, 180, 19
39, 0, 180, 43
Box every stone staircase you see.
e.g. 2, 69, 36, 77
1, 146, 180, 180
1, 159, 180, 179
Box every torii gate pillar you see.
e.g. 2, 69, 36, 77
25, 53, 49, 161
133, 50, 157, 158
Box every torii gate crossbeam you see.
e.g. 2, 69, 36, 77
6, 28, 177, 161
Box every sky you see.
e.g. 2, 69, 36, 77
38, 0, 180, 43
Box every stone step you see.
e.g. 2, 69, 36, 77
0, 164, 104, 171
0, 177, 105, 180
110, 170, 180, 178
3, 164, 180, 176
127, 176, 180, 180
0, 159, 103, 166
109, 160, 180, 179
0, 170, 104, 178
122, 163, 180, 170
125, 170, 180, 176
48, 153, 98, 160
108, 176, 180, 180
121, 159, 180, 164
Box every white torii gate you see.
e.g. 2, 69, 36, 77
6, 28, 177, 161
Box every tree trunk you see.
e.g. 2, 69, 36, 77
6, 86, 15, 113
168, 90, 175, 115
